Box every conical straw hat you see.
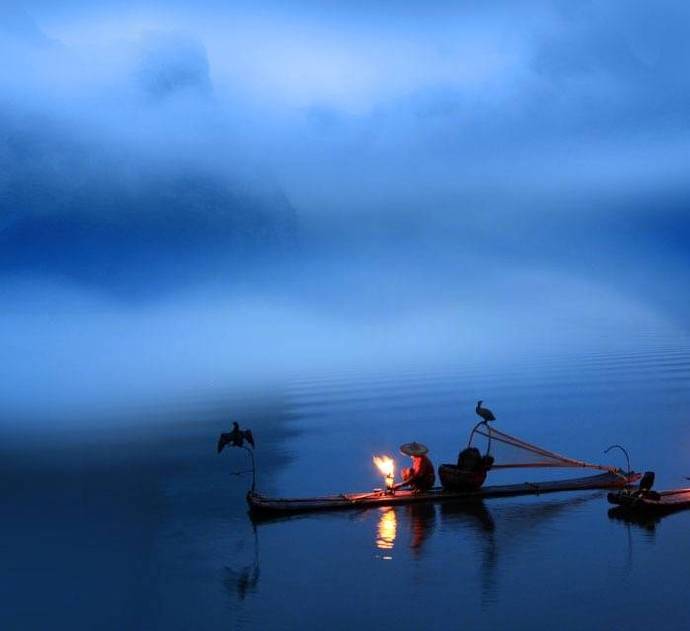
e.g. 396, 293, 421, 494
399, 441, 429, 456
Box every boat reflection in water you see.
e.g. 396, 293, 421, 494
406, 502, 437, 554
243, 491, 605, 605
371, 493, 603, 603
374, 503, 438, 558
372, 493, 597, 556
607, 506, 662, 535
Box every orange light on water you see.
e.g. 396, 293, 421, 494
376, 508, 397, 551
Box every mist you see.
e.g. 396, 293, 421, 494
2, 1, 690, 430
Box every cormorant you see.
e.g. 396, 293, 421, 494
217, 421, 255, 453
475, 400, 496, 422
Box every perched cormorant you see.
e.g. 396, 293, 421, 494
217, 421, 255, 453
475, 400, 496, 422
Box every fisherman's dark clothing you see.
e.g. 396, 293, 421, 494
403, 455, 436, 491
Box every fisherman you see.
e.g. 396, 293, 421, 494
399, 442, 435, 492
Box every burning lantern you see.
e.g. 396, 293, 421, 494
373, 455, 396, 493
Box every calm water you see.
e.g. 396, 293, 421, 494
3, 329, 690, 630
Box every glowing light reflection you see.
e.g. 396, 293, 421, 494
376, 508, 397, 551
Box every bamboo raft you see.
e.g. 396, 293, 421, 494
608, 487, 690, 514
248, 470, 639, 515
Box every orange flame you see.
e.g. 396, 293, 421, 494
373, 455, 395, 478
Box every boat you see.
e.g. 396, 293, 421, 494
608, 487, 690, 514
222, 420, 638, 515
437, 422, 629, 492
248, 470, 638, 515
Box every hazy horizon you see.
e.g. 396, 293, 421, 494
2, 1, 690, 427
